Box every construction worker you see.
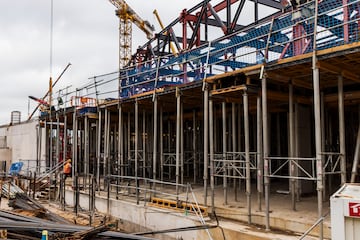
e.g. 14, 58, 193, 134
63, 159, 72, 180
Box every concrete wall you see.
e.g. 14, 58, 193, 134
65, 190, 211, 240
0, 119, 46, 173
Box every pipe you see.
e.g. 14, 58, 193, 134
289, 82, 296, 211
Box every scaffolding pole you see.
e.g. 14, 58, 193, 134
262, 74, 270, 231
338, 75, 346, 184
209, 97, 215, 214
160, 107, 164, 183
257, 93, 263, 211
243, 91, 251, 224
232, 103, 237, 201
135, 100, 139, 204
222, 102, 228, 205
119, 103, 124, 177
153, 96, 158, 181
96, 110, 102, 190
193, 110, 197, 183
203, 85, 209, 205
176, 89, 181, 198
143, 110, 146, 178
312, 0, 323, 238
289, 82, 296, 211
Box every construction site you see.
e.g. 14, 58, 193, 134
2, 0, 360, 239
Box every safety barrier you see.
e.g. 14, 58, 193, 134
149, 197, 208, 217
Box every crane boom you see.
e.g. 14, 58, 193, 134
109, 0, 154, 68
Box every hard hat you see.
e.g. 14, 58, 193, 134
67, 159, 72, 163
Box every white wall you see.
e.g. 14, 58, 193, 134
0, 119, 46, 173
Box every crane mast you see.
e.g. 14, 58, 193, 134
109, 0, 154, 68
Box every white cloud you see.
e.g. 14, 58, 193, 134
0, 0, 218, 124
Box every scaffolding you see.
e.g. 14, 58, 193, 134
35, 0, 360, 238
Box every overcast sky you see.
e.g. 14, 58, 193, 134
0, 0, 204, 125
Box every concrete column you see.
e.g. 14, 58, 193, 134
222, 102, 228, 205
203, 86, 209, 205
153, 97, 158, 181
243, 91, 251, 224
262, 75, 270, 231
338, 75, 346, 184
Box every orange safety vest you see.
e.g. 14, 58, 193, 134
64, 162, 72, 174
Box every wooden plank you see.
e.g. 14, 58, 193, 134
317, 61, 360, 83
205, 64, 262, 83
210, 85, 247, 95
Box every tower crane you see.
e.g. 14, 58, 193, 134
109, 0, 155, 68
